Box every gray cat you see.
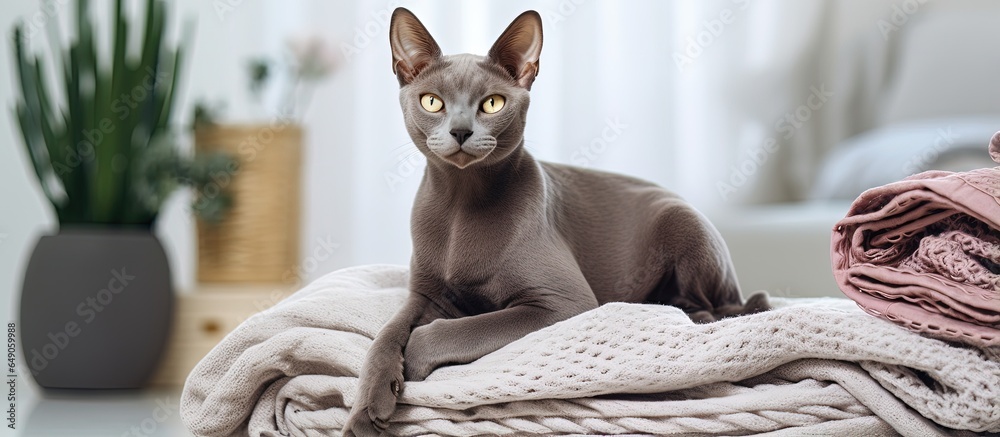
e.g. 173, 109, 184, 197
343, 8, 769, 436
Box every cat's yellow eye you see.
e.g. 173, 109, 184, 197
420, 94, 444, 113
481, 95, 505, 114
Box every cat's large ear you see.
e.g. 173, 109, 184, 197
390, 8, 443, 86
487, 11, 543, 90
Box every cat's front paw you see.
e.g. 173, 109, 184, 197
403, 323, 442, 381
342, 409, 384, 437
344, 357, 404, 436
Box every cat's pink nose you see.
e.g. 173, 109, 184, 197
451, 129, 473, 145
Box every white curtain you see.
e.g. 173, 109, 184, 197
671, 0, 901, 206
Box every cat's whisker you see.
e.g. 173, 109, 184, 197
401, 149, 424, 163
389, 141, 418, 155
389, 142, 422, 163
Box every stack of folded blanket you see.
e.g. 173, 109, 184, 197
180, 135, 1000, 436
181, 265, 1000, 436
831, 133, 1000, 348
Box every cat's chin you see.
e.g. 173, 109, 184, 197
443, 151, 483, 169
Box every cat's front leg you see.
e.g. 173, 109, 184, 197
403, 296, 596, 381
344, 294, 429, 437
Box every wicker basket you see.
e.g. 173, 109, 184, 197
195, 123, 302, 283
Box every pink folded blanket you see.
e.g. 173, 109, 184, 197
831, 132, 1000, 348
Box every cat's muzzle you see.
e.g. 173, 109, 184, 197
439, 138, 496, 169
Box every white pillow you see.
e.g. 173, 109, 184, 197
809, 117, 1000, 200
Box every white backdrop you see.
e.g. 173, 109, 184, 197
2, 0, 906, 320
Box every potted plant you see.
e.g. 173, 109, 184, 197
12, 0, 229, 389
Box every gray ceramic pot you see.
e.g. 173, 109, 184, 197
19, 229, 173, 389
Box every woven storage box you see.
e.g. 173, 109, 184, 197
195, 123, 302, 283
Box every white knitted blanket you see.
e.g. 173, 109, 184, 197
180, 265, 1000, 436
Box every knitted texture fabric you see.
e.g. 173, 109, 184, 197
831, 134, 1000, 347
900, 230, 1000, 291
180, 265, 999, 436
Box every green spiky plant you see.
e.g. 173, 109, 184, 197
12, 0, 232, 226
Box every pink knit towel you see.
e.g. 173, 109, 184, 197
831, 132, 1000, 348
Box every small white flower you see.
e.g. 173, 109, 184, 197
286, 34, 341, 81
